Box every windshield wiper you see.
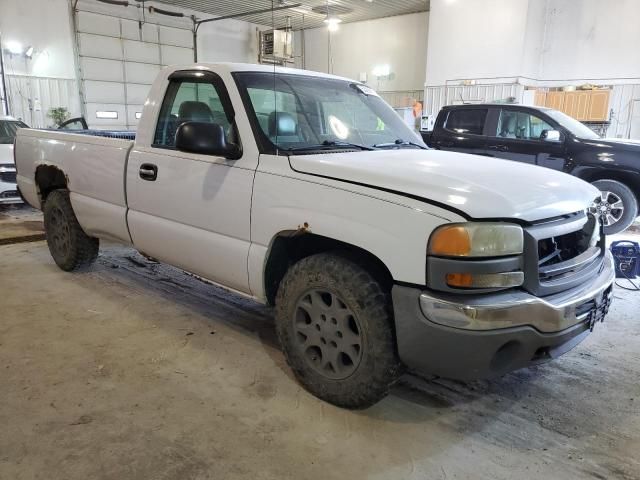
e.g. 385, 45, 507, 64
284, 140, 377, 152
373, 139, 428, 150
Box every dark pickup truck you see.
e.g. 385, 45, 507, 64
422, 104, 640, 234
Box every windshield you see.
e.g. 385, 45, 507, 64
234, 72, 425, 153
545, 110, 600, 140
0, 120, 28, 144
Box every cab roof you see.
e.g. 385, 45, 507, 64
163, 62, 358, 84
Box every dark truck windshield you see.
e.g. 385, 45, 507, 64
545, 109, 600, 140
0, 120, 28, 144
234, 72, 425, 153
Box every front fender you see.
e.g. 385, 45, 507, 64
247, 169, 460, 300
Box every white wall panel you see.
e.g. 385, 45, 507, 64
121, 19, 160, 43
80, 58, 124, 82
126, 84, 152, 105
84, 81, 125, 104
74, 7, 193, 129
6, 75, 81, 128
123, 40, 160, 64
161, 45, 193, 66
77, 11, 120, 37
78, 33, 123, 60
124, 63, 160, 85
159, 26, 193, 48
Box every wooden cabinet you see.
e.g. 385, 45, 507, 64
545, 91, 565, 111
534, 89, 610, 122
587, 90, 610, 121
563, 91, 590, 120
534, 90, 547, 107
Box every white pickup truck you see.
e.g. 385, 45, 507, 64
15, 63, 614, 408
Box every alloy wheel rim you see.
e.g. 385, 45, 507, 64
590, 190, 624, 226
293, 289, 363, 380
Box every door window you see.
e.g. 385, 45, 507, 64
154, 80, 232, 147
444, 109, 487, 135
496, 110, 554, 140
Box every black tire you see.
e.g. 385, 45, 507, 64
43, 189, 99, 271
591, 179, 638, 235
275, 253, 401, 408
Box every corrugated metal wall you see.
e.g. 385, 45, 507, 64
608, 84, 640, 139
424, 82, 640, 139
379, 90, 424, 108
423, 83, 525, 117
5, 75, 81, 128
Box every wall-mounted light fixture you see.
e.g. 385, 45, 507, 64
372, 64, 391, 78
5, 41, 24, 56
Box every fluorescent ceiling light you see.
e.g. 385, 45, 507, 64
135, 112, 142, 119
96, 111, 118, 119
324, 16, 342, 31
25, 46, 34, 58
6, 41, 24, 55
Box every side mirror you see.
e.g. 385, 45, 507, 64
175, 122, 241, 159
541, 129, 561, 142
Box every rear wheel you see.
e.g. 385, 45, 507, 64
43, 189, 99, 271
275, 253, 401, 408
590, 179, 638, 235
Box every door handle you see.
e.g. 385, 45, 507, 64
139, 163, 158, 181
487, 145, 508, 152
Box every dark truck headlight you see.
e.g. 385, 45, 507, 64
427, 223, 524, 291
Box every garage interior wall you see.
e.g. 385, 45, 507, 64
1, 0, 268, 129
424, 0, 640, 137
0, 0, 80, 126
295, 12, 428, 106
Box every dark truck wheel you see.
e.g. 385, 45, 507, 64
275, 253, 401, 408
591, 179, 638, 235
43, 189, 99, 271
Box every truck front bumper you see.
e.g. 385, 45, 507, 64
392, 251, 615, 380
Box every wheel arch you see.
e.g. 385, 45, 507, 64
35, 164, 68, 205
574, 167, 640, 207
263, 230, 394, 306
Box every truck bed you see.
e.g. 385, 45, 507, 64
15, 128, 134, 243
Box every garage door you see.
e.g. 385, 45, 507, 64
75, 9, 193, 130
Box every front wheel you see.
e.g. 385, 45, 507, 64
43, 189, 99, 271
590, 179, 638, 235
275, 253, 402, 409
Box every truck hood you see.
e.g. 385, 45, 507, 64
289, 149, 599, 222
0, 144, 14, 165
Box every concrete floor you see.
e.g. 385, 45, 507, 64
1, 206, 640, 480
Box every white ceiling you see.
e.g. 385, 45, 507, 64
153, 0, 430, 30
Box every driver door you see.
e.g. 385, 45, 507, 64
126, 71, 255, 294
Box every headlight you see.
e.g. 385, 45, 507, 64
428, 223, 524, 258
427, 222, 524, 291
